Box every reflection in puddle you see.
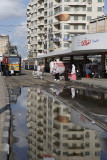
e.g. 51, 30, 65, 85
10, 87, 107, 160
27, 87, 107, 160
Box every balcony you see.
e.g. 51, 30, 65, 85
68, 152, 84, 157
68, 20, 86, 24
53, 108, 59, 113
38, 114, 43, 118
54, 133, 60, 139
38, 30, 45, 34
38, 12, 44, 18
68, 146, 84, 149
37, 130, 43, 135
37, 138, 43, 143
53, 141, 60, 147
37, 146, 43, 151
37, 154, 43, 159
67, 128, 84, 131
38, 4, 44, 10
68, 136, 84, 140
37, 122, 43, 127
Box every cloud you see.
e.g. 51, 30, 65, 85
0, 0, 26, 20
9, 21, 27, 58
14, 21, 27, 38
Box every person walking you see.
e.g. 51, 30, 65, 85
85, 67, 90, 78
54, 63, 60, 81
37, 63, 43, 79
71, 64, 76, 80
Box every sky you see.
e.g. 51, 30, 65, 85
0, 0, 29, 59
0, 0, 107, 59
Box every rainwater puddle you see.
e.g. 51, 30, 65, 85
9, 87, 107, 160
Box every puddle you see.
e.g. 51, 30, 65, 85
9, 87, 107, 160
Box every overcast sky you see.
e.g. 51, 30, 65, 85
0, 0, 107, 59
0, 0, 29, 59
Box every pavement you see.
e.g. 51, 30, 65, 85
43, 72, 107, 90
0, 75, 10, 160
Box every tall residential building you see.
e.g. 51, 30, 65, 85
0, 34, 9, 57
27, 0, 104, 59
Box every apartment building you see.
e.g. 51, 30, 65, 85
0, 34, 9, 57
27, 0, 104, 59
89, 15, 107, 33
27, 87, 101, 160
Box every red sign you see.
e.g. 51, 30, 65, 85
81, 39, 91, 46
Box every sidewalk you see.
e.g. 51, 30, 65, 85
43, 72, 107, 90
0, 75, 10, 159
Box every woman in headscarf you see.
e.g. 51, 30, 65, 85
71, 64, 76, 80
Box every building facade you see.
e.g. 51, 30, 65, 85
27, 0, 104, 59
0, 34, 9, 57
89, 15, 107, 33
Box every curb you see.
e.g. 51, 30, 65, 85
0, 79, 10, 160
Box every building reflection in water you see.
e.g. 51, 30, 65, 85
27, 87, 101, 160
9, 87, 21, 104
59, 87, 107, 115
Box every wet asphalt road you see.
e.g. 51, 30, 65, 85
5, 69, 107, 131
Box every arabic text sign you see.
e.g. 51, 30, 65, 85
72, 32, 107, 52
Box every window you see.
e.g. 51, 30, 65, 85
74, 0, 79, 2
85, 143, 90, 147
95, 152, 100, 156
82, 7, 86, 11
64, 7, 70, 11
74, 16, 78, 20
82, 25, 85, 29
74, 25, 78, 29
72, 134, 77, 138
65, 0, 70, 2
87, 7, 92, 11
63, 152, 68, 155
95, 143, 100, 147
72, 143, 76, 147
85, 152, 90, 156
98, 0, 102, 2
63, 125, 68, 129
63, 134, 68, 138
87, 16, 91, 21
64, 25, 70, 29
82, 16, 86, 20
83, 0, 86, 1
74, 7, 79, 11
63, 143, 68, 147
98, 7, 102, 12
64, 43, 70, 47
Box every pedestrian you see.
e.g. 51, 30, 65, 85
54, 63, 60, 81
37, 63, 43, 79
40, 63, 45, 75
85, 67, 90, 78
98, 62, 102, 78
3, 63, 9, 76
71, 64, 76, 80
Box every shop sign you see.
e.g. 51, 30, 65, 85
72, 32, 107, 52
43, 154, 55, 160
59, 14, 68, 21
